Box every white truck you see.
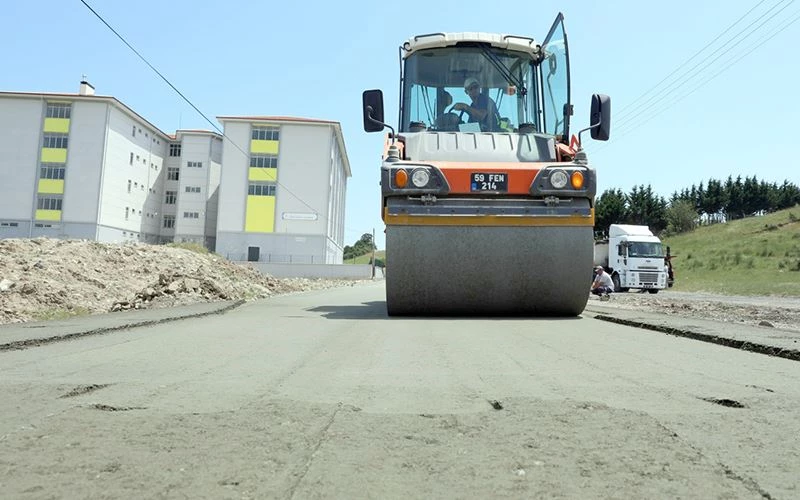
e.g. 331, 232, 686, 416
594, 224, 669, 294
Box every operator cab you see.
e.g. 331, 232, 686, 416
363, 13, 610, 148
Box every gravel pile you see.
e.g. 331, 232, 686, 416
0, 238, 360, 325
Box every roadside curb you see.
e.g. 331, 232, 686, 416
0, 299, 245, 353
591, 313, 800, 362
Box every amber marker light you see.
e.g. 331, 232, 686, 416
571, 171, 585, 189
395, 169, 409, 188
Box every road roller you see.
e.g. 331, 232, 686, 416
361, 13, 611, 316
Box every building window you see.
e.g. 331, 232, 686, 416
132, 126, 136, 137
165, 190, 177, 204
163, 215, 175, 228
46, 103, 71, 119
167, 167, 179, 181
248, 183, 276, 196
127, 180, 132, 193
1, 222, 20, 227
125, 207, 129, 220
187, 161, 202, 168
183, 211, 199, 219
185, 186, 201, 193
250, 154, 278, 168
169, 143, 181, 157
37, 196, 62, 210
252, 126, 279, 141
43, 133, 68, 149
40, 163, 66, 179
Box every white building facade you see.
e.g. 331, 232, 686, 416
216, 116, 351, 264
0, 83, 222, 248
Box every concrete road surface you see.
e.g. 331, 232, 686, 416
1, 281, 798, 499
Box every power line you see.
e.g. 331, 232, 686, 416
616, 0, 771, 117
587, 2, 799, 154
79, 0, 372, 240
593, 8, 800, 150
616, 0, 794, 124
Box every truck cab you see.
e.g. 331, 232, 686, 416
595, 224, 669, 293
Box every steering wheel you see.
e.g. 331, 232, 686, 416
436, 105, 464, 131
447, 104, 467, 122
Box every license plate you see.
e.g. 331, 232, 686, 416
471, 172, 507, 192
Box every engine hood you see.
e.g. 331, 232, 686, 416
400, 132, 557, 163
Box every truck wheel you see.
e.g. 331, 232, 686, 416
612, 274, 621, 292
648, 289, 659, 294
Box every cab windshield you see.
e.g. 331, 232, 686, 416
400, 46, 540, 133
628, 242, 665, 259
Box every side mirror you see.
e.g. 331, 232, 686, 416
362, 89, 385, 133
589, 93, 611, 141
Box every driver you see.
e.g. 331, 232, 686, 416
452, 77, 500, 131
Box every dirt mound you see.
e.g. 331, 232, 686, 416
0, 238, 357, 325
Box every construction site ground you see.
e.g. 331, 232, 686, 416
1, 237, 799, 360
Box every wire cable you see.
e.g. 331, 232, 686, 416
616, 0, 794, 124
616, 0, 771, 118
588, 7, 800, 156
79, 0, 373, 243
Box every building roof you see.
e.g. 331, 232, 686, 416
217, 115, 352, 177
0, 90, 220, 142
215, 115, 339, 125
0, 90, 175, 141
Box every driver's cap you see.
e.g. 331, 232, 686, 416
464, 77, 480, 90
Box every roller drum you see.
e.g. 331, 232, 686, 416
385, 225, 592, 316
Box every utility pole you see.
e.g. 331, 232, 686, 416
371, 228, 376, 278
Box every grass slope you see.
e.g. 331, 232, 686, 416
663, 206, 800, 296
345, 250, 386, 265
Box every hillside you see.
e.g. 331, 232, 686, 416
663, 206, 800, 296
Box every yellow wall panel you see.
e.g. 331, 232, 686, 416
245, 196, 275, 233
250, 140, 279, 155
35, 210, 62, 221
248, 167, 278, 182
41, 148, 67, 163
44, 118, 70, 133
38, 179, 65, 194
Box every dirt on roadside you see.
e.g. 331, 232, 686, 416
0, 238, 361, 325
589, 289, 800, 333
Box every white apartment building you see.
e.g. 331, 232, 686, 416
216, 116, 351, 264
0, 82, 222, 248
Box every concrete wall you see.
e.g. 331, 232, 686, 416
174, 134, 212, 243
273, 124, 330, 236
216, 231, 327, 263
217, 122, 250, 233
63, 100, 107, 227
0, 97, 42, 222
98, 105, 167, 243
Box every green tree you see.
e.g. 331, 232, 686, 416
665, 199, 697, 235
343, 233, 376, 260
627, 184, 668, 233
594, 188, 628, 236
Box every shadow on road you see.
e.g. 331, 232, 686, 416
307, 302, 586, 322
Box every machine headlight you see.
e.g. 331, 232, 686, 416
550, 169, 569, 189
411, 168, 430, 188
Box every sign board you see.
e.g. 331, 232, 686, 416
282, 212, 318, 221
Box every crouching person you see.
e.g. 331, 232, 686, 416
591, 266, 614, 300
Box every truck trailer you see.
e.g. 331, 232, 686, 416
594, 224, 669, 293
361, 13, 612, 315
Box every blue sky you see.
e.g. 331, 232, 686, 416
2, 0, 798, 249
